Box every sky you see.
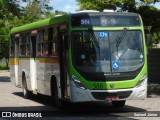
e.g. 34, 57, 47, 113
152, 2, 160, 9
51, 0, 78, 13
20, 0, 160, 13
51, 0, 160, 13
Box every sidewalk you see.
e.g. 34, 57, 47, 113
0, 71, 10, 76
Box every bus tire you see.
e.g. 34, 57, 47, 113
51, 78, 63, 107
22, 76, 31, 99
112, 100, 126, 107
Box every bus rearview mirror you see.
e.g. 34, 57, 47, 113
146, 34, 152, 46
64, 35, 68, 49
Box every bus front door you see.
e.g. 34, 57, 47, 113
30, 35, 37, 94
15, 38, 20, 86
59, 31, 70, 99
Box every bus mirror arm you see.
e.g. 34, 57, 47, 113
64, 35, 69, 49
146, 33, 152, 46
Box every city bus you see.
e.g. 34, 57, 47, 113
10, 10, 147, 107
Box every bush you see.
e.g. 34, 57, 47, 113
0, 61, 9, 70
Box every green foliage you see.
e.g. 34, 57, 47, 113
76, 0, 137, 12
137, 5, 160, 46
77, 0, 116, 11
24, 0, 42, 22
76, 0, 160, 48
0, 61, 9, 70
0, 26, 10, 59
0, 0, 160, 65
23, 0, 53, 22
140, 0, 153, 3
0, 0, 54, 67
152, 32, 160, 45
120, 0, 137, 12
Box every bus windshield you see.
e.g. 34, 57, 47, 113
71, 30, 144, 74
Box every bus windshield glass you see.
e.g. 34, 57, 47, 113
71, 30, 144, 73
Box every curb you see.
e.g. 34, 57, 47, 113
0, 70, 9, 73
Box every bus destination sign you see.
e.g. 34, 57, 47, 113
71, 14, 141, 27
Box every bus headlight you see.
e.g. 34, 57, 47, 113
72, 75, 86, 90
136, 74, 147, 88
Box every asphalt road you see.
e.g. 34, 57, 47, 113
0, 72, 160, 120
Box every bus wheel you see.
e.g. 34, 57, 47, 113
112, 100, 126, 107
51, 80, 63, 107
22, 76, 31, 99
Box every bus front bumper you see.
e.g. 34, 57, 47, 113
70, 80, 147, 102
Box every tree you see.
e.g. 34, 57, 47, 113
76, 0, 160, 47
0, 0, 54, 69
0, 25, 10, 69
0, 0, 15, 69
7, 0, 22, 16
76, 0, 137, 12
137, 5, 160, 45
76, 0, 160, 12
0, 0, 28, 69
23, 0, 53, 22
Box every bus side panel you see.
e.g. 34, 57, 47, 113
36, 59, 44, 94
37, 57, 60, 96
44, 63, 60, 96
10, 58, 20, 87
10, 65, 15, 84
30, 59, 37, 92
18, 59, 30, 89
17, 59, 37, 93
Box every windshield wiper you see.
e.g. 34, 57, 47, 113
89, 30, 100, 48
88, 30, 101, 58
116, 28, 127, 58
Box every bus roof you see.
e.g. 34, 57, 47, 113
10, 12, 140, 34
10, 14, 69, 34
71, 12, 140, 16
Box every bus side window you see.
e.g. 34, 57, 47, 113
42, 29, 49, 56
48, 27, 53, 56
50, 27, 58, 56
10, 36, 15, 57
37, 30, 42, 57
20, 33, 26, 57
26, 33, 30, 57
31, 36, 36, 58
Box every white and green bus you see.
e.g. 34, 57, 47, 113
10, 11, 147, 107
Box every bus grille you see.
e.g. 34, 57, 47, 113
91, 91, 132, 100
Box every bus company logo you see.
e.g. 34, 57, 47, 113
1, 112, 42, 118
2, 112, 11, 117
110, 83, 114, 88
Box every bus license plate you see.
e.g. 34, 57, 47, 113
106, 96, 119, 102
